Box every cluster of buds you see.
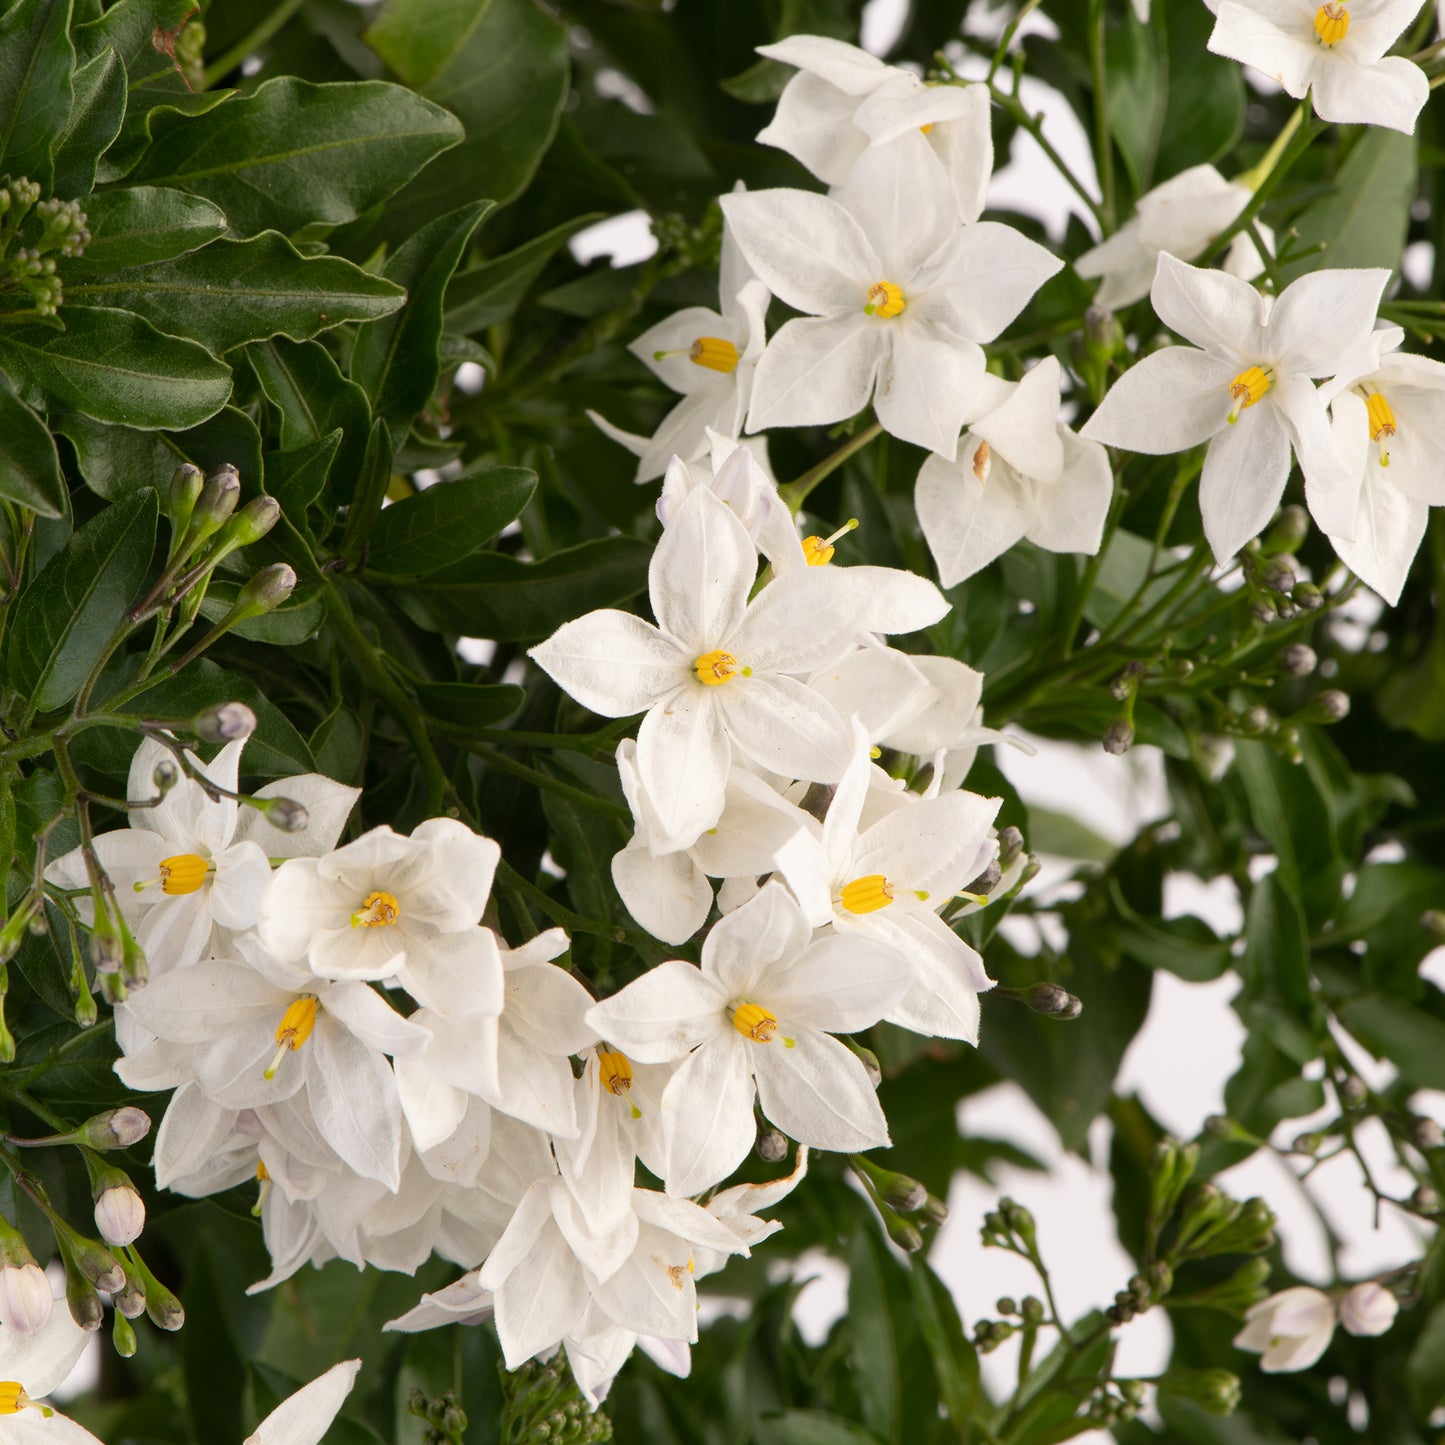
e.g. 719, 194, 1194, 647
500, 1359, 614, 1445
1241, 508, 1322, 623
972, 1293, 1045, 1353
1084, 1378, 1147, 1427
408, 1386, 469, 1445
850, 1154, 947, 1253
1106, 1261, 1173, 1326
0, 179, 89, 315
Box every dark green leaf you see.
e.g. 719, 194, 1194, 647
0, 306, 232, 429
311, 702, 364, 785
197, 582, 325, 645
51, 45, 126, 196
908, 1257, 979, 1427
412, 681, 523, 726
67, 186, 230, 274
755, 1411, 887, 1445
362, 0, 569, 233
263, 432, 343, 520
68, 231, 406, 353
368, 467, 536, 575
445, 213, 603, 334
1339, 993, 1445, 1091
350, 201, 491, 440
1239, 875, 1311, 1012
394, 535, 651, 641
1407, 1300, 1445, 1416
847, 1228, 900, 1443
131, 76, 465, 236
6, 488, 157, 714
0, 0, 74, 188
1106, 7, 1165, 193
0, 370, 66, 517
1154, 0, 1245, 179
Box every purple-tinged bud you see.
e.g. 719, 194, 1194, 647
1055, 994, 1083, 1020
142, 1274, 184, 1332
89, 907, 123, 974
1257, 557, 1296, 594
997, 826, 1024, 870
1411, 1117, 1443, 1151
68, 1233, 126, 1293
113, 1259, 147, 1319
80, 1107, 152, 1150
1027, 982, 1071, 1015
95, 1183, 146, 1246
1278, 643, 1317, 677
65, 1274, 103, 1333
1103, 718, 1134, 755
0, 1260, 53, 1335
1340, 1074, 1367, 1108
254, 796, 308, 834
1293, 581, 1324, 612
189, 464, 241, 541
1239, 705, 1272, 735
193, 702, 256, 742
1303, 689, 1349, 724
756, 1127, 787, 1163
919, 1194, 949, 1228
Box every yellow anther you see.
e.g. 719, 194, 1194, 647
1366, 390, 1397, 467
731, 1001, 779, 1042
693, 649, 740, 686
252, 1160, 272, 1217
598, 1050, 634, 1096
158, 853, 210, 895
351, 890, 399, 928
1227, 366, 1272, 424
264, 993, 318, 1080
919, 123, 934, 135
802, 535, 836, 566
256, 1160, 270, 1181
0, 1383, 46, 1417
839, 874, 895, 914
689, 336, 740, 373
972, 439, 992, 485
1314, 2, 1348, 44
864, 281, 905, 319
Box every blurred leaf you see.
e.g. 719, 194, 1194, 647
756, 1411, 887, 1445
51, 45, 126, 196
414, 681, 524, 726
1339, 992, 1445, 1091
847, 1225, 901, 1442
445, 213, 604, 334
1334, 860, 1445, 997
0, 0, 74, 188
0, 371, 65, 517
368, 467, 536, 575
1154, 0, 1245, 180
1106, 6, 1165, 193
1407, 1305, 1445, 1423
6, 488, 156, 714
908, 1256, 979, 1427
70, 186, 230, 275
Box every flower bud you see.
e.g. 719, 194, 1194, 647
113, 1260, 147, 1320
1339, 1074, 1367, 1108
94, 1183, 146, 1246
193, 701, 256, 742
1103, 718, 1134, 755
965, 859, 1002, 898
1292, 581, 1324, 611
167, 463, 205, 540
112, 1310, 137, 1358
918, 1193, 949, 1228
189, 464, 241, 543
878, 1169, 928, 1215
1248, 594, 1277, 624
66, 1232, 126, 1294
88, 906, 123, 974
1027, 982, 1071, 1015
1158, 1368, 1241, 1416
1339, 1281, 1397, 1338
1263, 505, 1309, 556
997, 826, 1024, 871
848, 1040, 881, 1089
1411, 1117, 1443, 1151
1020, 1295, 1045, 1325
1083, 305, 1124, 362
1056, 994, 1083, 1020
1256, 556, 1296, 594
254, 796, 308, 834
236, 563, 297, 616
1239, 705, 1273, 735
64, 1271, 103, 1333
996, 1296, 1018, 1316
1302, 690, 1349, 725
0, 1260, 52, 1334
1423, 909, 1445, 943
80, 1107, 152, 1150
756, 1127, 787, 1163
1411, 1184, 1439, 1215
883, 1211, 923, 1253
1278, 643, 1317, 677
139, 1270, 184, 1332
152, 757, 178, 793
221, 495, 281, 548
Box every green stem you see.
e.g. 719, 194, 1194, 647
464, 742, 629, 823
778, 422, 884, 513
986, 0, 1047, 84
987, 85, 1105, 227
202, 0, 307, 87
1089, 0, 1116, 231
1213, 100, 1321, 259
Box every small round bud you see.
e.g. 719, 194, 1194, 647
94, 1184, 145, 1246
112, 1312, 138, 1359
996, 1296, 1018, 1316
1292, 581, 1324, 611
256, 796, 309, 834
1239, 705, 1272, 735
1278, 643, 1317, 677
152, 758, 179, 792
1257, 557, 1296, 594
1204, 1113, 1233, 1137
142, 1275, 184, 1332
193, 701, 256, 742
1020, 1295, 1045, 1325
1411, 1117, 1443, 1151
1304, 689, 1350, 724
1248, 595, 1277, 624
0, 1260, 53, 1335
1027, 982, 1071, 1015
192, 464, 241, 534
113, 1274, 147, 1319
1339, 1074, 1367, 1107
918, 1194, 949, 1228
1055, 994, 1083, 1020
1411, 1184, 1439, 1215
1422, 909, 1445, 943
1339, 1281, 1398, 1338
1120, 1379, 1146, 1407
237, 562, 297, 614
997, 826, 1024, 870
1103, 718, 1134, 755
965, 859, 1002, 897
1292, 1131, 1322, 1155
1083, 305, 1124, 360
756, 1128, 787, 1163
66, 1279, 103, 1333
80, 1107, 152, 1150
226, 495, 281, 546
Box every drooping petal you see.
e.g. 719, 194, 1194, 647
750, 1027, 890, 1151
492, 1219, 589, 1369
1199, 401, 1293, 562
1330, 474, 1429, 606
924, 83, 993, 224
1081, 346, 1234, 454
506, 962, 599, 1057
613, 841, 713, 945
529, 612, 687, 718
246, 1359, 362, 1445
746, 314, 881, 433
660, 1034, 758, 1196
1025, 428, 1114, 556
861, 908, 990, 1042
649, 487, 757, 653
717, 672, 853, 784
323, 979, 430, 1056
585, 960, 724, 1064
636, 689, 731, 852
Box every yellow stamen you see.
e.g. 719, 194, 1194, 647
157, 853, 209, 895
801, 517, 859, 566
1314, 2, 1348, 44
0, 1383, 47, 1417
1366, 390, 1396, 468
919, 123, 934, 135
252, 1160, 272, 1217
689, 337, 740, 374
839, 874, 895, 914
972, 440, 992, 485
693, 649, 741, 686
864, 281, 905, 319
598, 1049, 633, 1096
731, 1001, 779, 1042
351, 890, 399, 928
1227, 366, 1272, 424
264, 993, 318, 1080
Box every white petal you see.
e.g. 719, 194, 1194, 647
1309, 52, 1428, 133
755, 71, 868, 186
1312, 390, 1370, 537
1273, 375, 1356, 526
972, 356, 1065, 483
763, 931, 912, 1033
661, 1036, 758, 1196
323, 979, 430, 1056
247, 1359, 361, 1445
838, 128, 960, 279
0, 1304, 92, 1397
746, 314, 881, 433
1025, 428, 1114, 556
729, 565, 876, 675
874, 324, 987, 460
612, 842, 713, 945
1081, 346, 1234, 453
849, 566, 949, 635
234, 775, 360, 860
585, 960, 723, 1064
492, 1220, 588, 1369
717, 672, 852, 784
529, 612, 687, 718
808, 646, 933, 742
916, 445, 1033, 588
1331, 475, 1428, 606
1208, 2, 1316, 98
1199, 402, 1292, 562
1151, 251, 1266, 362
506, 961, 599, 1057
702, 882, 813, 999
636, 690, 731, 852
915, 221, 1062, 344
750, 1028, 889, 1151
854, 788, 1002, 900
869, 909, 989, 1042
925, 84, 993, 223
122, 958, 280, 1042
631, 306, 735, 396
756, 35, 889, 94
1268, 268, 1390, 378
650, 487, 756, 652
395, 1057, 468, 1154
306, 1025, 403, 1188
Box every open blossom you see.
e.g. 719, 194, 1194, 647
756, 35, 993, 219
1205, 0, 1429, 134
1075, 164, 1271, 310
721, 131, 1060, 458
1081, 253, 1386, 562
1234, 1285, 1337, 1371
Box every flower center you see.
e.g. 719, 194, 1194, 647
801, 517, 859, 566
1227, 366, 1272, 424
971, 439, 992, 485
864, 281, 905, 319
1313, 2, 1348, 44
839, 874, 895, 913
1365, 390, 1396, 468
0, 1383, 46, 1417
264, 993, 319, 1080
143, 853, 211, 896
693, 649, 742, 686
690, 336, 740, 373
731, 1001, 781, 1042
351, 890, 399, 928
598, 1049, 633, 1095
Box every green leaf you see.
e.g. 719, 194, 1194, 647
908, 1257, 979, 1427
755, 1412, 887, 1445
362, 0, 569, 232
197, 582, 325, 645
1082, 528, 1178, 629
0, 0, 74, 188
262, 432, 342, 521
350, 201, 491, 440
367, 467, 536, 576
5, 488, 157, 714
1105, 6, 1165, 193
51, 45, 126, 196
1153, 0, 1245, 179
1281, 128, 1417, 285
412, 681, 523, 726
1238, 874, 1311, 1013
445, 213, 603, 334
0, 370, 65, 517
67, 231, 407, 353
1407, 1300, 1445, 1416
1339, 993, 1445, 1091
393, 535, 651, 641
67, 186, 230, 274
1333, 860, 1445, 997
131, 76, 465, 237
0, 306, 232, 429
847, 1228, 901, 1443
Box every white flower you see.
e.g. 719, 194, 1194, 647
0, 1303, 96, 1439
529, 487, 882, 851
1233, 1285, 1337, 1371
805, 646, 936, 744
720, 132, 1060, 459
756, 35, 993, 220
1075, 164, 1271, 310
1339, 1281, 1398, 1336
1206, 0, 1429, 133
693, 1145, 809, 1277
0, 1260, 51, 1337
770, 727, 1001, 1042
1317, 325, 1445, 603
258, 818, 502, 1016
246, 1359, 361, 1445
916, 356, 1114, 586
590, 225, 769, 483
1080, 253, 1386, 562
585, 883, 903, 1196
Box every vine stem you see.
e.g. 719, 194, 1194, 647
777, 422, 884, 513
202, 0, 307, 87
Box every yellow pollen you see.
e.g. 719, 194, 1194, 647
731, 1001, 779, 1042
972, 440, 992, 485
840, 874, 895, 914
1227, 366, 1272, 423
351, 890, 399, 928
1314, 2, 1348, 44
252, 1161, 272, 1216
256, 1160, 270, 1181
264, 993, 318, 1079
598, 1050, 634, 1096
158, 853, 209, 895
693, 649, 740, 686
864, 281, 905, 319
801, 517, 858, 566
1366, 390, 1396, 467
0, 1383, 46, 1417
688, 336, 740, 374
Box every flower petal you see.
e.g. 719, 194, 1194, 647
1330, 474, 1428, 606
1151, 251, 1265, 363
763, 931, 912, 1033
1025, 428, 1114, 556
718, 672, 853, 784
585, 959, 723, 1064
916, 444, 1033, 588
661, 1035, 758, 1196
838, 127, 960, 279
637, 689, 731, 851
529, 612, 687, 718
248, 1359, 361, 1445
702, 881, 813, 999
1199, 401, 1292, 562
750, 1027, 890, 1151
1268, 268, 1390, 378
915, 220, 1062, 344
746, 314, 881, 433
1309, 52, 1428, 133
874, 324, 987, 460
650, 487, 757, 652
1080, 346, 1234, 454
613, 841, 714, 945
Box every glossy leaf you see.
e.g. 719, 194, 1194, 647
68, 186, 230, 274
0, 371, 66, 517
412, 681, 524, 727
0, 0, 74, 187
50, 43, 125, 195
367, 466, 536, 575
